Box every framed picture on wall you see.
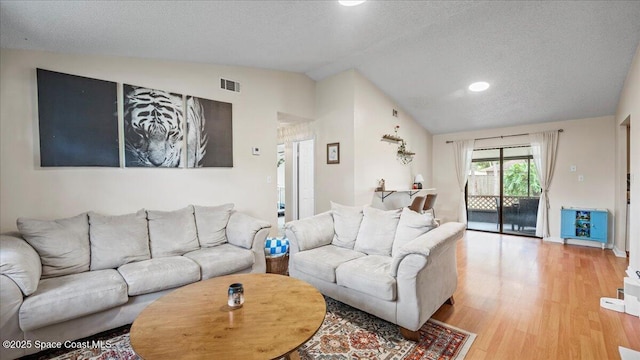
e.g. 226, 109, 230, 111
123, 84, 184, 168
186, 95, 233, 168
327, 142, 339, 164
37, 69, 119, 167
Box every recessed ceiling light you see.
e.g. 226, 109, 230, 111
469, 82, 490, 92
339, 0, 366, 6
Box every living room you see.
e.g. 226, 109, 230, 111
1, 1, 639, 359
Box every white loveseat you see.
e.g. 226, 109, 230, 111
0, 204, 270, 360
285, 203, 465, 339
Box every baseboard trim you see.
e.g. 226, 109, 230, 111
543, 236, 565, 244
612, 246, 627, 258
543, 236, 612, 250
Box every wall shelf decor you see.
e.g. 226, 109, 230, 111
381, 126, 414, 164
375, 188, 435, 202
381, 134, 403, 143
376, 190, 419, 202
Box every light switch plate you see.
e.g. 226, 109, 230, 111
570, 165, 577, 172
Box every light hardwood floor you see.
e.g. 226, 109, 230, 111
431, 230, 640, 360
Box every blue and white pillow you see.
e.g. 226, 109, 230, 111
265, 238, 289, 256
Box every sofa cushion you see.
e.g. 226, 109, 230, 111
354, 207, 401, 256
0, 235, 42, 296
17, 213, 90, 278
19, 269, 127, 331
117, 256, 200, 296
330, 202, 364, 249
291, 245, 365, 283
392, 207, 436, 257
148, 206, 200, 258
184, 244, 254, 279
336, 255, 396, 301
193, 203, 234, 247
89, 210, 151, 270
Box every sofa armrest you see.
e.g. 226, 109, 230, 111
226, 212, 271, 273
390, 222, 465, 277
284, 212, 334, 254
0, 234, 41, 296
0, 275, 26, 359
226, 212, 271, 250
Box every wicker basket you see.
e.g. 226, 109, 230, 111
266, 254, 289, 275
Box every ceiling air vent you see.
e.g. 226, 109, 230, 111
220, 78, 240, 92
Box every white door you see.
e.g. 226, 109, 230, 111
295, 139, 315, 219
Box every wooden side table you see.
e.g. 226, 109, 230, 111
266, 254, 289, 275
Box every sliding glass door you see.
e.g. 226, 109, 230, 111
467, 149, 501, 232
466, 146, 541, 236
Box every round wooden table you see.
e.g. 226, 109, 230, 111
130, 273, 326, 360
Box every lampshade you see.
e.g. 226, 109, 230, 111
414, 174, 424, 183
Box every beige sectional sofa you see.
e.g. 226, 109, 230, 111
0, 204, 270, 360
285, 203, 465, 339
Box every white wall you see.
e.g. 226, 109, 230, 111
314, 70, 356, 211
0, 49, 315, 232
432, 116, 616, 245
313, 69, 432, 213
353, 72, 432, 209
615, 44, 640, 271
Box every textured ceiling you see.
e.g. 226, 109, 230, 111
1, 1, 639, 134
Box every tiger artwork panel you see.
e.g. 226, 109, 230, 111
123, 84, 184, 167
37, 69, 119, 167
186, 96, 233, 168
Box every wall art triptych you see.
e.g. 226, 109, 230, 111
36, 69, 233, 168
37, 69, 119, 167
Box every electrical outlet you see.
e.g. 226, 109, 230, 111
578, 175, 584, 182
252, 147, 260, 155
570, 165, 577, 172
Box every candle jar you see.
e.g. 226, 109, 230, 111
228, 283, 244, 309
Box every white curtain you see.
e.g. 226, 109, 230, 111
453, 139, 476, 223
530, 130, 559, 238
277, 121, 315, 144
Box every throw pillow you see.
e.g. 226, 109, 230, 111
147, 205, 200, 257
330, 202, 364, 249
193, 203, 234, 247
17, 213, 90, 278
353, 206, 402, 256
392, 207, 436, 257
89, 210, 151, 270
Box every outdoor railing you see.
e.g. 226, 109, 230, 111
467, 195, 539, 210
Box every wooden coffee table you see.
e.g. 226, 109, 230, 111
130, 273, 326, 359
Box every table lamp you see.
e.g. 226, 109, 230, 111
414, 174, 424, 189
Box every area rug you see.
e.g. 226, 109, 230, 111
299, 297, 475, 360
22, 297, 475, 360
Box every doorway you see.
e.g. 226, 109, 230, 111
292, 139, 315, 220
276, 144, 285, 232
466, 146, 541, 236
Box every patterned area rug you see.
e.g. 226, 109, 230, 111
22, 297, 475, 360
300, 297, 475, 360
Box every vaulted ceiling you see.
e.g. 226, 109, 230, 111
1, 1, 639, 134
